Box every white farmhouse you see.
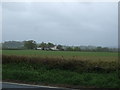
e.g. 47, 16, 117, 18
50, 46, 58, 50
37, 47, 42, 50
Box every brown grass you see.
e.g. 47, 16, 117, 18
2, 54, 119, 73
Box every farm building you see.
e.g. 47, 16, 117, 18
50, 46, 58, 50
37, 45, 58, 51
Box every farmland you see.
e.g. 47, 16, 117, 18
2, 50, 118, 56
2, 50, 120, 88
2, 50, 118, 62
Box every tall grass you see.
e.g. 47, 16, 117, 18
2, 54, 118, 73
3, 63, 120, 88
2, 50, 120, 88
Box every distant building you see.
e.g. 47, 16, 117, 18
36, 47, 42, 50
50, 46, 58, 50
37, 45, 58, 50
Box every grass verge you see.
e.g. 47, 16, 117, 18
3, 63, 120, 88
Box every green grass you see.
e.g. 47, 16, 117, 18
2, 50, 118, 63
2, 50, 118, 56
2, 50, 120, 88
3, 63, 120, 88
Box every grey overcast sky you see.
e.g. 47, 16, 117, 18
2, 2, 118, 47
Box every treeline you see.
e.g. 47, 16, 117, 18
1, 40, 118, 52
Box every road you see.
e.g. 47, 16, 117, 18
2, 82, 72, 90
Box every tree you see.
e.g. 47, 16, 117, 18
2, 41, 24, 49
24, 40, 37, 49
102, 47, 109, 52
96, 46, 102, 52
74, 47, 81, 51
39, 42, 47, 50
57, 45, 63, 50
47, 42, 55, 49
66, 47, 74, 51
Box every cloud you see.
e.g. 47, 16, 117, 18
2, 2, 118, 47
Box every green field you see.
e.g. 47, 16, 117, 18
2, 50, 118, 62
2, 50, 118, 56
2, 50, 120, 88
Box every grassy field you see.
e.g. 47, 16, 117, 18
2, 50, 118, 62
2, 50, 118, 56
2, 50, 120, 88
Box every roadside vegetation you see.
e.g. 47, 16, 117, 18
3, 63, 119, 88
